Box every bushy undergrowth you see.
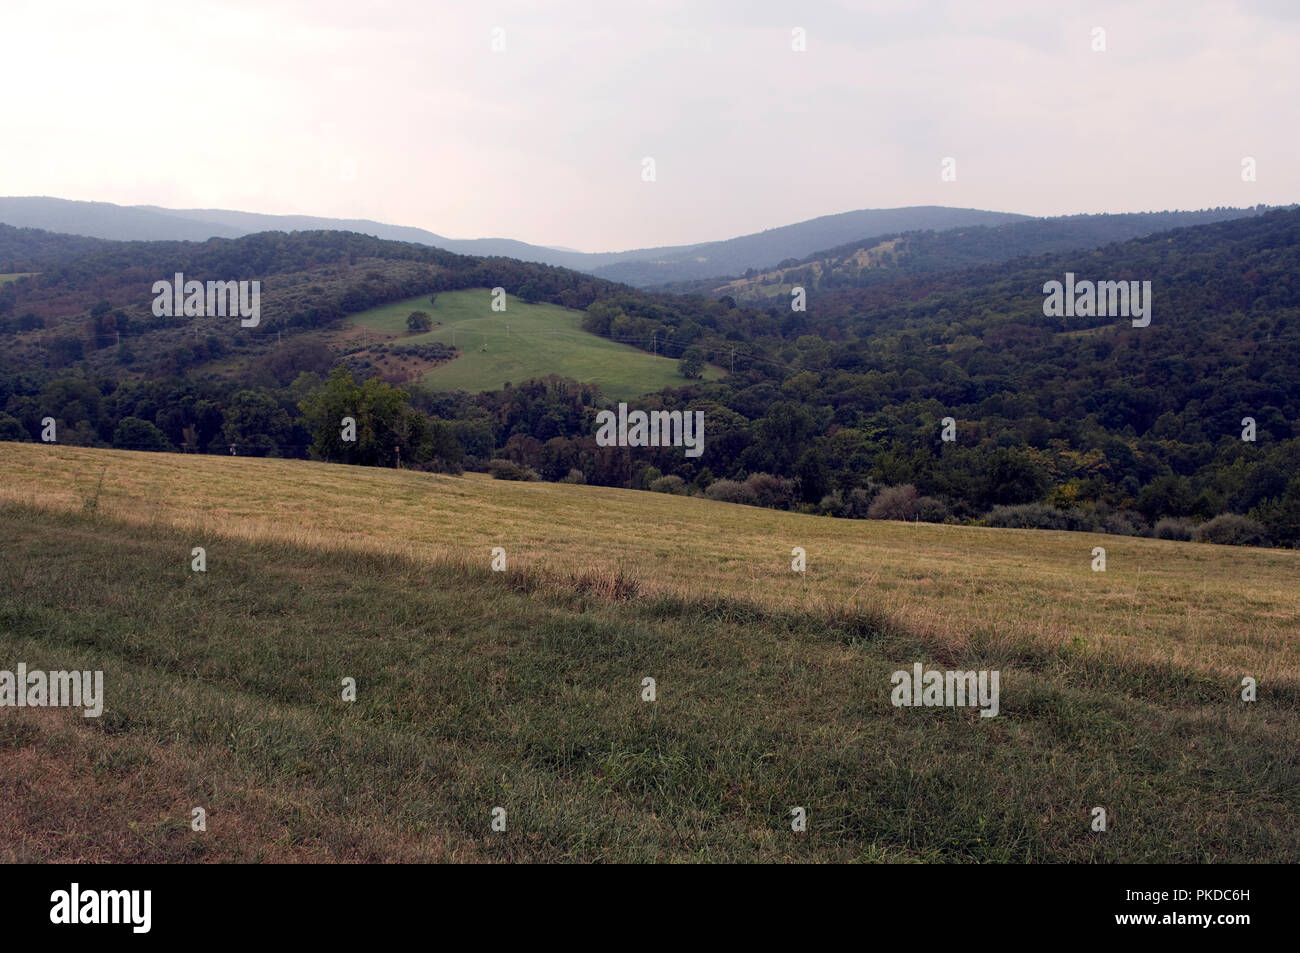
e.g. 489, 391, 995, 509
488, 458, 540, 481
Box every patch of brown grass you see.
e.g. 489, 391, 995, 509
0, 710, 466, 863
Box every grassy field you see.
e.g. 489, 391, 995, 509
0, 273, 34, 286
347, 289, 723, 401
1, 443, 1297, 862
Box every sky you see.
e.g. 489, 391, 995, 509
3, 0, 1296, 252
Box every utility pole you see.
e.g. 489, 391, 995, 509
730, 346, 735, 374
652, 331, 657, 356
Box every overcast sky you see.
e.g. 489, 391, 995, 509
4, 0, 1296, 251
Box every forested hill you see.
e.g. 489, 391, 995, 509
2, 209, 1299, 549
0, 226, 631, 377
578, 207, 1300, 546
0, 225, 617, 317
580, 206, 1032, 285
670, 207, 1276, 299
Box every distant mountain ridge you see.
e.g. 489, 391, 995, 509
577, 206, 1032, 284
0, 197, 1276, 293
0, 197, 1028, 285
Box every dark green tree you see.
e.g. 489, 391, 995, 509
221, 390, 293, 457
112, 417, 173, 452
299, 367, 425, 467
678, 347, 705, 380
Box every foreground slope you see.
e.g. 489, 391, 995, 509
4, 445, 1295, 680
1, 445, 1296, 862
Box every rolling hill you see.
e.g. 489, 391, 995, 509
0, 198, 1275, 291
0, 198, 1030, 284
0, 226, 632, 388
0, 224, 728, 403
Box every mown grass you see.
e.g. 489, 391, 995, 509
2, 444, 1295, 684
1, 501, 1295, 863
0, 445, 1296, 862
347, 288, 723, 400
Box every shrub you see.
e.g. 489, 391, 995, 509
389, 342, 456, 361
867, 484, 920, 520
558, 468, 586, 485
488, 458, 540, 481
650, 475, 687, 494
1193, 514, 1270, 547
635, 465, 662, 490
411, 457, 462, 475
705, 479, 759, 506
817, 490, 846, 516
847, 487, 876, 516
1097, 507, 1145, 537
406, 311, 432, 332
744, 472, 796, 509
984, 503, 1098, 532
0, 412, 27, 442
913, 496, 951, 523
1153, 517, 1196, 541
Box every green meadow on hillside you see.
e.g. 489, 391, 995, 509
0, 445, 1296, 862
348, 289, 722, 401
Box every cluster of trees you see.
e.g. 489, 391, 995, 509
0, 372, 302, 454
0, 366, 463, 473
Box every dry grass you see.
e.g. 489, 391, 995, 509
0, 711, 464, 863
3, 443, 1294, 685
2, 445, 1296, 862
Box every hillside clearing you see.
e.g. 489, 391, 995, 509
347, 289, 723, 401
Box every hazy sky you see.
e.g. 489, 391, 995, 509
4, 0, 1296, 251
